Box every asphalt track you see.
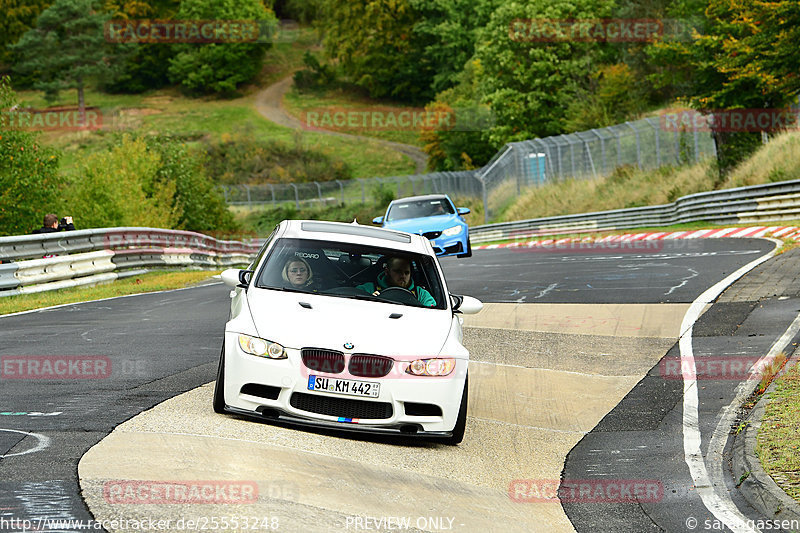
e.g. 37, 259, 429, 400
0, 238, 792, 532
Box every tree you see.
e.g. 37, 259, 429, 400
647, 0, 799, 178
11, 0, 118, 116
0, 76, 64, 236
101, 0, 182, 93
472, 0, 613, 145
0, 0, 53, 73
167, 0, 275, 96
320, 0, 432, 102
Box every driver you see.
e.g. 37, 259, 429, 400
356, 256, 436, 307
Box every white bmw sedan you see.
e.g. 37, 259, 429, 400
214, 220, 482, 444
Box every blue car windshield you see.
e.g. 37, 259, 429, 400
386, 199, 454, 221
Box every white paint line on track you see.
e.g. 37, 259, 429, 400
679, 239, 779, 533
705, 311, 800, 533
0, 429, 51, 458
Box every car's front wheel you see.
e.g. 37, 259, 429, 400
457, 238, 472, 258
443, 374, 468, 445
212, 343, 227, 414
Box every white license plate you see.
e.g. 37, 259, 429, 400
307, 375, 380, 398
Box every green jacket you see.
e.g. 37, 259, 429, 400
356, 272, 437, 307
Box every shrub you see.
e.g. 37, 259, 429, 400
0, 76, 65, 236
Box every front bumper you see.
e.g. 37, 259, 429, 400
429, 235, 468, 257
221, 332, 467, 435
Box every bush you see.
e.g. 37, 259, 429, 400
0, 76, 65, 236
293, 51, 337, 92
145, 136, 239, 233
66, 135, 180, 229
203, 131, 352, 185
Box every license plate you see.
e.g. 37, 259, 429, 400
307, 375, 380, 398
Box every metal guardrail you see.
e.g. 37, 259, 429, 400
470, 178, 800, 242
0, 227, 260, 297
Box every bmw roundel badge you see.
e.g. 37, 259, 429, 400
343, 342, 354, 350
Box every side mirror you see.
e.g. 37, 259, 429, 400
450, 294, 483, 314
457, 207, 470, 216
221, 268, 252, 289
372, 216, 384, 225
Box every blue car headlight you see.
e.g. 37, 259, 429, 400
442, 225, 463, 237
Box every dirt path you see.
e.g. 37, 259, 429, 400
253, 75, 429, 174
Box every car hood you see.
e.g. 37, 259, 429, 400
247, 289, 452, 356
384, 215, 462, 235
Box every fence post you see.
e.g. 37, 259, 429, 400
269, 184, 275, 205
315, 181, 323, 203
290, 183, 299, 208
335, 180, 344, 204
626, 121, 642, 170
358, 179, 365, 203
245, 184, 252, 205
481, 175, 489, 224
693, 125, 700, 163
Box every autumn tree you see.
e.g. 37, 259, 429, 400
648, 0, 800, 178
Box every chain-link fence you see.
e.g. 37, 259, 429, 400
221, 115, 718, 223
221, 171, 480, 207
476, 116, 717, 222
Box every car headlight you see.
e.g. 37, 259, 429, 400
442, 225, 463, 237
238, 334, 286, 359
406, 358, 456, 376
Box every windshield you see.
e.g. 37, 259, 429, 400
254, 238, 447, 309
386, 198, 455, 221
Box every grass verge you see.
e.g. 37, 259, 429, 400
0, 270, 220, 316
756, 361, 800, 503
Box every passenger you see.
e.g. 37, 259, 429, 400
357, 256, 436, 307
282, 257, 316, 290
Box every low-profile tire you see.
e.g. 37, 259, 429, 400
444, 374, 468, 445
212, 344, 227, 414
457, 239, 472, 258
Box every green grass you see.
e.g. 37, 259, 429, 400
756, 361, 800, 503
0, 270, 220, 316
283, 87, 426, 147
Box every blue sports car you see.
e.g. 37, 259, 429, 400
373, 194, 472, 258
